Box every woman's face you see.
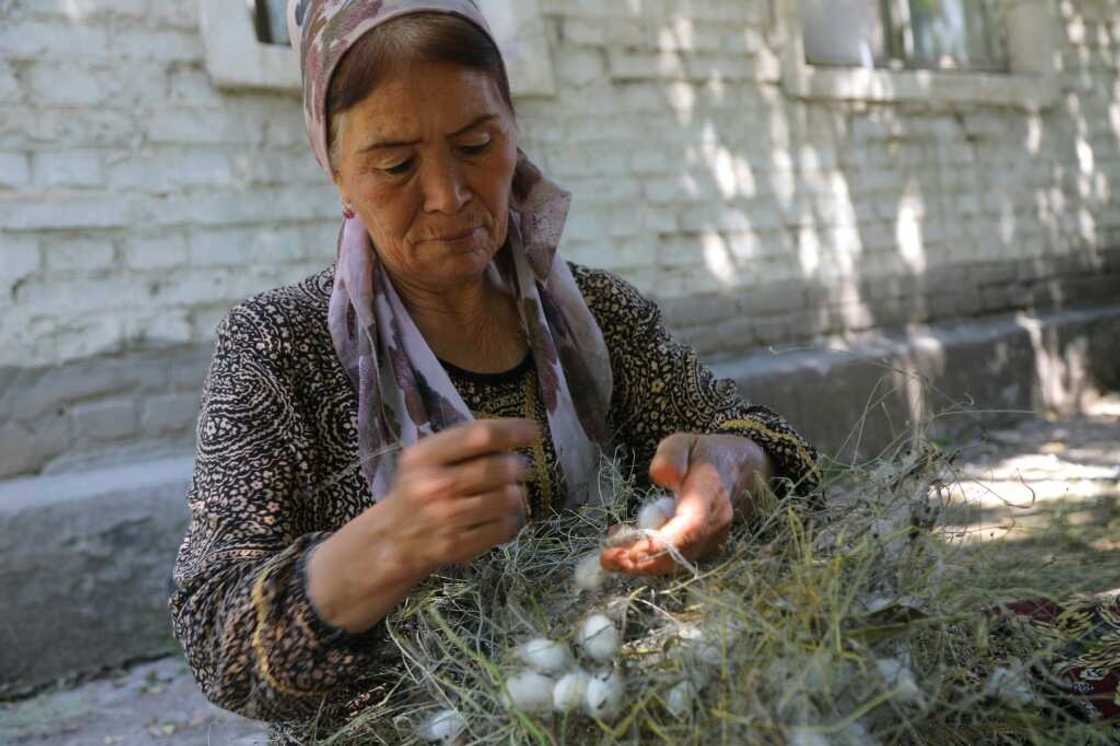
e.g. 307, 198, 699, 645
332, 61, 518, 295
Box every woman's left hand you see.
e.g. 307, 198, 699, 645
600, 432, 773, 575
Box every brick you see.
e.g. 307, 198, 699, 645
42, 236, 115, 271
0, 108, 138, 150
17, 276, 145, 313
140, 392, 200, 436
0, 22, 110, 61
71, 397, 139, 443
0, 193, 135, 231
106, 149, 233, 191
0, 63, 22, 104
0, 235, 42, 297
556, 49, 607, 87
0, 152, 32, 188
125, 310, 193, 347
123, 234, 189, 270
114, 30, 203, 63
150, 3, 200, 29
32, 150, 103, 188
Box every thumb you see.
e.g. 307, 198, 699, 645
649, 434, 694, 492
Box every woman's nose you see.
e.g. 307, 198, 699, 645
420, 154, 469, 215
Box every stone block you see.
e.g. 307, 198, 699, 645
71, 397, 139, 443
32, 150, 103, 188
0, 235, 41, 296
0, 416, 69, 480
0, 62, 22, 104
123, 233, 190, 270
0, 151, 31, 188
42, 236, 116, 271
0, 22, 110, 61
0, 456, 193, 694
556, 48, 607, 87
141, 392, 201, 436
115, 29, 204, 63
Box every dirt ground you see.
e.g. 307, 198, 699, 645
2, 396, 1117, 746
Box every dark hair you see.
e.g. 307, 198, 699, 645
325, 12, 515, 170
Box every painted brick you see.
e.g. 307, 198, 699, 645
140, 392, 200, 436
123, 234, 189, 271
71, 397, 139, 443
0, 152, 32, 188
0, 235, 42, 297
42, 236, 116, 271
32, 150, 103, 188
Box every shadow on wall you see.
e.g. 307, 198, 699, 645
516, 0, 1120, 454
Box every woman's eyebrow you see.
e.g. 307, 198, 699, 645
357, 114, 498, 153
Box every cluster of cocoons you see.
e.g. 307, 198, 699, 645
501, 614, 626, 723
573, 495, 678, 593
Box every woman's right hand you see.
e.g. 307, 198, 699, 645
307, 418, 539, 633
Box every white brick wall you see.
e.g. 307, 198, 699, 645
1, 0, 1119, 477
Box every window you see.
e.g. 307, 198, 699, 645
252, 0, 290, 47
198, 0, 555, 96
802, 0, 1007, 72
780, 0, 1057, 110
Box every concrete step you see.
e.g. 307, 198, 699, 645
0, 456, 194, 697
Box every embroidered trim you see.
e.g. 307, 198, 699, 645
716, 417, 822, 483
522, 367, 554, 516
250, 559, 324, 699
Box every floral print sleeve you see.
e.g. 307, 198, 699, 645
169, 306, 388, 731
570, 264, 821, 498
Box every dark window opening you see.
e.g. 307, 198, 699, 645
253, 0, 290, 47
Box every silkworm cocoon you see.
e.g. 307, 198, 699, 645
503, 671, 555, 713
578, 613, 620, 662
665, 680, 697, 719
517, 638, 573, 675
574, 552, 609, 592
984, 666, 1035, 706
876, 657, 924, 706
417, 708, 466, 743
584, 669, 625, 721
787, 727, 830, 746
552, 668, 589, 712
637, 495, 677, 530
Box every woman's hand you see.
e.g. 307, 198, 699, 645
600, 433, 773, 576
308, 418, 539, 632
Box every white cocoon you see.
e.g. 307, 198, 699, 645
584, 669, 625, 721
876, 657, 925, 706
579, 613, 620, 662
637, 495, 677, 530
574, 552, 609, 592
665, 680, 697, 719
517, 638, 573, 675
417, 708, 466, 743
503, 671, 555, 713
552, 669, 589, 712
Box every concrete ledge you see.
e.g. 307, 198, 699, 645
2, 305, 1117, 695
0, 457, 193, 697
716, 305, 1120, 462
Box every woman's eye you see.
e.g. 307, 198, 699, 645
383, 159, 414, 176
459, 139, 491, 156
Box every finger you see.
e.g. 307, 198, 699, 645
452, 512, 523, 562
446, 453, 530, 497
444, 484, 527, 527
655, 462, 725, 553
401, 419, 540, 468
601, 542, 676, 576
649, 434, 694, 492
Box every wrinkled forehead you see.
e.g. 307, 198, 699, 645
288, 0, 497, 173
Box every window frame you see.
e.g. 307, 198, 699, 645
779, 0, 1058, 111
197, 0, 556, 96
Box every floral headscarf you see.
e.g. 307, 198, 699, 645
287, 0, 613, 506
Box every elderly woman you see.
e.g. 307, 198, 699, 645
170, 0, 819, 741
